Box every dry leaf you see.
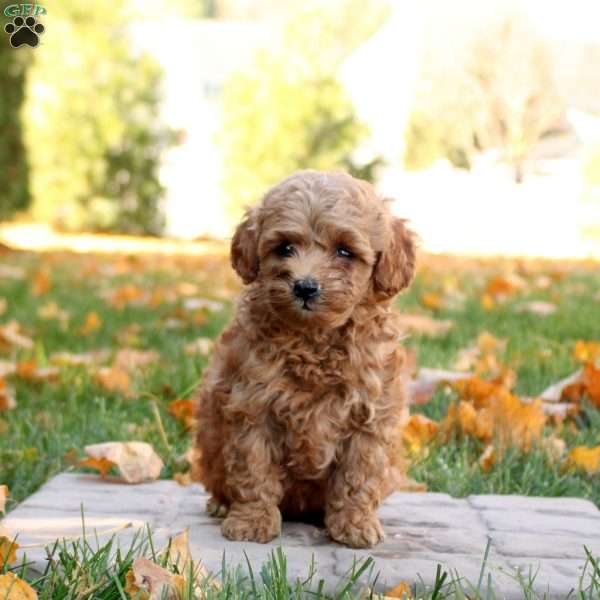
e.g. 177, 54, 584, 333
184, 338, 214, 357
114, 348, 160, 372
94, 366, 131, 396
51, 349, 111, 367
124, 557, 184, 600
541, 436, 566, 461
80, 311, 101, 335
0, 378, 16, 411
32, 270, 52, 296
539, 370, 582, 402
173, 472, 192, 486
168, 399, 195, 430
479, 445, 496, 472
0, 321, 34, 350
565, 446, 600, 475
573, 341, 600, 363
84, 442, 163, 483
0, 536, 19, 568
0, 485, 7, 514
515, 301, 557, 316
402, 414, 439, 454
110, 284, 145, 308
0, 572, 37, 600
420, 292, 444, 310
396, 314, 454, 337
77, 456, 115, 478
37, 301, 70, 326
559, 363, 600, 408
15, 361, 60, 383
384, 581, 412, 598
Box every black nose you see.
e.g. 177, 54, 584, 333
293, 278, 320, 301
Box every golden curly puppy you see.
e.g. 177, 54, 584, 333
194, 170, 416, 548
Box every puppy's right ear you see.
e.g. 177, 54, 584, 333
230, 207, 259, 284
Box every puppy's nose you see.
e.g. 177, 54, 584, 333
293, 278, 320, 301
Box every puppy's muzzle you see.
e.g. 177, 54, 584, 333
293, 278, 320, 303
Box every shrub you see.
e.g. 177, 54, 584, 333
23, 1, 173, 234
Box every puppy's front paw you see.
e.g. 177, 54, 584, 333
206, 496, 229, 518
221, 504, 281, 543
326, 512, 385, 548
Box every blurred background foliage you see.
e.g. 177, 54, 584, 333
218, 0, 388, 219
404, 12, 564, 182
22, 0, 172, 235
0, 43, 29, 220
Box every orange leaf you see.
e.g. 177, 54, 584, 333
573, 341, 600, 363
78, 457, 115, 478
565, 446, 600, 475
110, 284, 144, 308
32, 270, 52, 296
168, 399, 195, 430
480, 293, 495, 310
94, 366, 131, 396
83, 442, 163, 483
0, 377, 16, 411
484, 275, 517, 298
479, 445, 496, 472
0, 572, 37, 599
384, 581, 412, 598
80, 311, 101, 335
402, 414, 439, 454
420, 292, 444, 310
0, 536, 19, 569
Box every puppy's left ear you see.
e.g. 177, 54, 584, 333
372, 217, 416, 300
231, 207, 260, 284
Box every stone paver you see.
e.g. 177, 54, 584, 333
3, 474, 600, 599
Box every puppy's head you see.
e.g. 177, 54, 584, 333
231, 171, 416, 329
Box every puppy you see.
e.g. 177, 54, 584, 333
194, 170, 416, 548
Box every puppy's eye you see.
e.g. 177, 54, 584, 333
275, 242, 295, 258
336, 245, 354, 259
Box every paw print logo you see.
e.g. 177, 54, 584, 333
4, 16, 45, 48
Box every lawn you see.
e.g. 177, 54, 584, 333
1, 247, 600, 598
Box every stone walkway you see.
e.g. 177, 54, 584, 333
3, 474, 600, 599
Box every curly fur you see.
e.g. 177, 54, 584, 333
194, 170, 416, 548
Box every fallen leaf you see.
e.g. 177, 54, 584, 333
573, 340, 600, 363
420, 292, 444, 310
0, 485, 7, 514
124, 556, 184, 600
173, 472, 192, 486
15, 361, 60, 383
110, 284, 145, 309
0, 536, 19, 568
50, 349, 111, 367
515, 301, 557, 316
37, 301, 69, 326
565, 446, 600, 475
479, 445, 496, 472
541, 436, 566, 461
396, 314, 454, 337
384, 581, 412, 598
184, 338, 214, 357
32, 270, 52, 296
0, 572, 37, 600
0, 377, 16, 411
0, 321, 34, 350
407, 368, 472, 405
559, 363, 600, 408
77, 456, 115, 478
83, 442, 164, 483
168, 399, 195, 430
539, 370, 582, 402
402, 414, 439, 454
80, 311, 101, 335
114, 348, 160, 372
182, 298, 224, 312
480, 293, 495, 310
94, 366, 131, 396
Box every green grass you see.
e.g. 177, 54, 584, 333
2, 249, 600, 598
3, 526, 600, 599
